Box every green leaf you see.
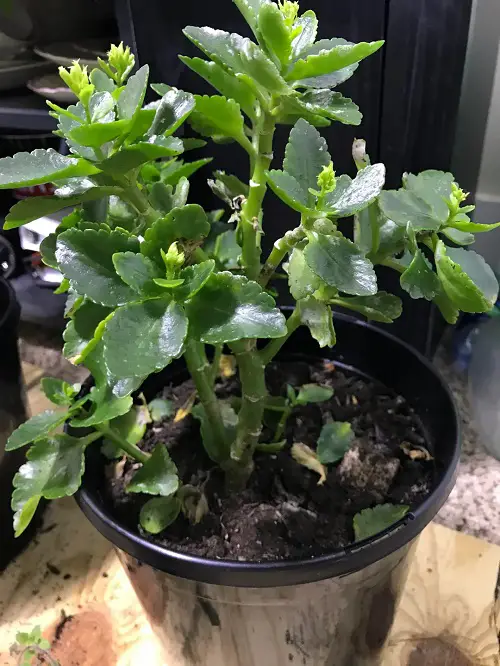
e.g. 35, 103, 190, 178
4, 187, 120, 229
283, 119, 331, 207
192, 401, 235, 463
63, 301, 113, 363
317, 421, 354, 464
232, 0, 268, 34
127, 444, 179, 496
400, 250, 440, 300
305, 233, 377, 296
379, 189, 441, 232
139, 495, 181, 534
176, 260, 216, 300
149, 182, 174, 213
6, 410, 68, 451
70, 392, 132, 427
276, 94, 331, 128
148, 398, 174, 422
441, 227, 474, 246
433, 285, 460, 325
154, 278, 185, 288
266, 169, 312, 213
335, 292, 402, 323
286, 40, 384, 82
353, 503, 409, 542
141, 204, 210, 265
291, 10, 318, 59
183, 27, 289, 94
192, 95, 245, 141
117, 64, 149, 119
299, 90, 362, 126
41, 377, 79, 406
69, 119, 131, 148
86, 340, 145, 400
214, 171, 249, 197
377, 217, 406, 256
98, 138, 184, 175
88, 91, 115, 123
12, 434, 89, 536
148, 87, 195, 137
173, 177, 190, 209
108, 404, 151, 447
179, 56, 256, 119
296, 63, 358, 89
258, 2, 291, 65
323, 164, 385, 216
160, 158, 212, 187
211, 230, 241, 269
56, 227, 139, 306
91, 69, 116, 93
287, 247, 321, 300
298, 297, 336, 347
187, 272, 286, 344
40, 233, 58, 269
113, 251, 164, 297
435, 241, 499, 313
103, 299, 188, 378
296, 383, 333, 405
404, 170, 453, 224
0, 148, 99, 190
450, 219, 500, 233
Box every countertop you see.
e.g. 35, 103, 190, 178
18, 322, 500, 546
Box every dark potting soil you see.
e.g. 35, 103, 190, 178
106, 360, 436, 562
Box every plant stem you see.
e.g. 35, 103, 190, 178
184, 341, 229, 461
274, 404, 292, 442
121, 182, 159, 227
227, 340, 267, 488
380, 257, 405, 273
259, 307, 302, 366
259, 224, 307, 287
210, 344, 223, 384
240, 111, 276, 281
95, 424, 150, 464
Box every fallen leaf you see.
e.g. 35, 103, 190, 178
291, 443, 327, 485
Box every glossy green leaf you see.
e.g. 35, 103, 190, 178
296, 63, 358, 89
148, 398, 174, 422
139, 495, 181, 534
335, 292, 402, 323
286, 40, 384, 82
39, 233, 58, 269
404, 170, 453, 224
323, 164, 385, 217
283, 118, 331, 206
317, 421, 354, 464
91, 69, 116, 94
148, 87, 195, 137
103, 299, 188, 378
258, 2, 291, 65
56, 228, 139, 306
41, 377, 79, 407
0, 148, 99, 190
173, 177, 190, 209
149, 182, 174, 213
379, 189, 441, 232
88, 91, 115, 122
63, 301, 113, 363
266, 169, 312, 213
176, 260, 216, 300
450, 219, 500, 233
296, 383, 333, 405
4, 187, 120, 229
69, 119, 131, 147
6, 410, 68, 451
291, 10, 318, 59
441, 227, 475, 246
433, 285, 460, 325
298, 297, 336, 347
287, 247, 321, 300
85, 341, 145, 400
112, 251, 164, 297
187, 272, 287, 344
353, 504, 409, 542
127, 444, 179, 496
141, 204, 210, 265
299, 89, 362, 125
117, 64, 149, 119
400, 250, 440, 300
232, 0, 268, 34
276, 94, 331, 128
160, 158, 212, 186
179, 56, 256, 119
109, 404, 151, 448
435, 241, 499, 313
193, 95, 245, 140
211, 230, 241, 269
377, 217, 406, 256
183, 27, 289, 94
305, 233, 377, 296
154, 278, 185, 288
12, 434, 90, 536
70, 392, 132, 427
192, 401, 235, 463
98, 138, 184, 175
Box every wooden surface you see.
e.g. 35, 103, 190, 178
0, 364, 498, 665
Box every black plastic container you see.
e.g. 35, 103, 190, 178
0, 277, 30, 570
77, 314, 460, 665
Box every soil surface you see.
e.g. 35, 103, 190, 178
106, 360, 436, 562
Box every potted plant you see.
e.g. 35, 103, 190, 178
2, 2, 499, 664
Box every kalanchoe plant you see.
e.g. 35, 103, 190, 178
3, 0, 499, 540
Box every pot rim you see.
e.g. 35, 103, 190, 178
76, 313, 460, 587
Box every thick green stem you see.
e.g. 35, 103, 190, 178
184, 341, 229, 461
210, 344, 223, 384
259, 226, 306, 287
95, 424, 150, 464
240, 112, 276, 281
121, 182, 159, 227
259, 308, 302, 366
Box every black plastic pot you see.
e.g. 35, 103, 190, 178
76, 313, 460, 665
0, 277, 30, 570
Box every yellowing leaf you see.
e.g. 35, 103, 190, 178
291, 442, 327, 485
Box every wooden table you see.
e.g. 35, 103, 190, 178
0, 364, 498, 665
